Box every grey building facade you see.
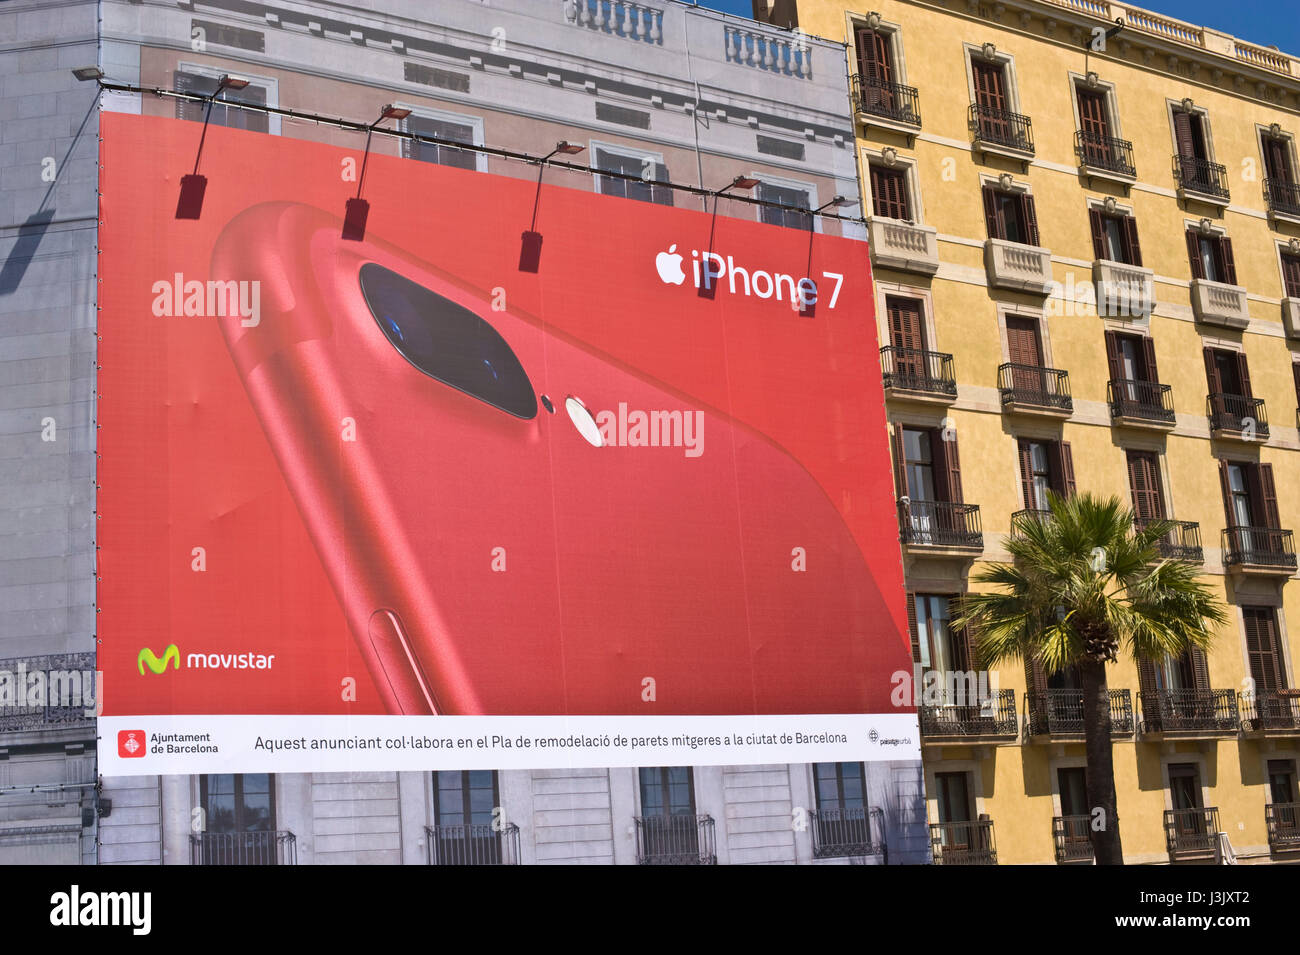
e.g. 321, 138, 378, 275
6, 0, 925, 864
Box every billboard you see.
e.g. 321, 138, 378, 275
97, 113, 916, 775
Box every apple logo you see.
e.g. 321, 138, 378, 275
656, 244, 686, 285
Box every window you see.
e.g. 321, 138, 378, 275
639, 766, 695, 817
637, 766, 699, 862
1186, 229, 1237, 284
1243, 607, 1287, 693
1125, 450, 1166, 523
1016, 439, 1075, 509
174, 70, 269, 132
1058, 767, 1088, 817
1173, 108, 1224, 197
1089, 209, 1142, 266
814, 762, 866, 813
593, 147, 672, 206
811, 763, 878, 857
983, 187, 1040, 245
870, 164, 910, 220
1105, 331, 1158, 386
855, 26, 895, 85
892, 425, 962, 505
1203, 347, 1256, 438
910, 594, 977, 685
1262, 133, 1300, 216
1282, 253, 1300, 298
1004, 315, 1043, 367
1268, 759, 1297, 807
196, 774, 278, 864
1217, 459, 1280, 533
1169, 763, 1203, 812
757, 180, 812, 230
934, 771, 972, 825
853, 25, 916, 123
402, 114, 478, 171
885, 295, 925, 353
431, 770, 502, 864
1075, 85, 1131, 175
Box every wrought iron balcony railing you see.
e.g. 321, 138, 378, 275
929, 818, 997, 865
998, 363, 1073, 413
1239, 691, 1300, 732
1264, 177, 1300, 218
1222, 527, 1297, 570
1135, 518, 1203, 563
1174, 154, 1230, 200
1052, 814, 1095, 864
425, 823, 520, 865
810, 806, 887, 860
1075, 130, 1136, 177
1266, 802, 1300, 855
634, 814, 717, 865
0, 651, 96, 732
190, 830, 297, 865
1138, 689, 1239, 735
880, 346, 956, 398
1010, 508, 1053, 539
1164, 807, 1220, 857
1025, 688, 1134, 738
852, 73, 921, 127
969, 103, 1034, 153
918, 688, 1018, 741
1108, 379, 1175, 424
1207, 393, 1268, 437
897, 499, 983, 549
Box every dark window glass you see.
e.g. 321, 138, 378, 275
404, 115, 478, 170
201, 774, 274, 832
757, 181, 812, 230
174, 71, 268, 132
594, 148, 673, 205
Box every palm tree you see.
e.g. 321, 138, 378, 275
954, 492, 1227, 865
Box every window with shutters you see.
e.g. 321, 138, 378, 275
1186, 229, 1237, 285
1261, 132, 1300, 218
1281, 253, 1300, 298
1203, 346, 1268, 438
1105, 332, 1172, 424
852, 23, 920, 126
174, 69, 271, 134
892, 424, 979, 548
1171, 107, 1228, 201
869, 164, 911, 220
1125, 450, 1166, 523
1074, 83, 1134, 178
983, 186, 1039, 246
968, 53, 1032, 153
402, 111, 481, 171
592, 144, 673, 206
1088, 209, 1142, 266
1219, 459, 1290, 569
1016, 439, 1075, 511
1243, 607, 1288, 693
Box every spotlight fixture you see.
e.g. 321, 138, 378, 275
544, 141, 586, 160
815, 195, 852, 212
71, 67, 104, 82
713, 174, 761, 196
344, 104, 413, 240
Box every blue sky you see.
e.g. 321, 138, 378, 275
695, 1, 1300, 58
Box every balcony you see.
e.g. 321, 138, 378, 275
1283, 298, 1300, 339
897, 499, 983, 553
1075, 130, 1136, 185
998, 364, 1073, 417
1025, 689, 1134, 739
1222, 527, 1296, 575
929, 818, 997, 865
425, 823, 520, 865
1174, 155, 1230, 207
1164, 807, 1220, 861
880, 347, 955, 403
918, 688, 1018, 743
1264, 178, 1300, 224
1138, 689, 1239, 737
868, 218, 939, 275
190, 830, 297, 865
634, 814, 717, 865
1107, 379, 1175, 430
1190, 279, 1250, 329
810, 806, 887, 861
969, 103, 1034, 161
852, 73, 921, 134
1052, 815, 1095, 864
1092, 259, 1155, 319
1136, 518, 1204, 563
984, 238, 1053, 294
0, 651, 96, 733
1240, 692, 1300, 733
1010, 508, 1053, 540
1207, 394, 1268, 440
1266, 803, 1300, 856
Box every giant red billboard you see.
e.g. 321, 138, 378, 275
97, 112, 917, 774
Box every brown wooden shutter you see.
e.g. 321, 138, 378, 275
1173, 110, 1196, 158
856, 27, 893, 83
1005, 317, 1043, 366
1218, 460, 1237, 528
982, 186, 1001, 240
891, 423, 908, 499
1017, 440, 1035, 509
1293, 362, 1300, 406
1244, 608, 1284, 693
1122, 215, 1143, 267
1141, 336, 1160, 384
1077, 88, 1108, 138
1058, 442, 1077, 497
1259, 464, 1281, 530
1088, 209, 1106, 260
1022, 194, 1040, 246
871, 166, 909, 220
930, 430, 964, 504
1189, 647, 1211, 694
1127, 451, 1164, 521
886, 296, 925, 352
1025, 654, 1047, 729
1203, 347, 1222, 394
1103, 331, 1122, 383
1235, 350, 1253, 398
1282, 254, 1300, 298
1186, 231, 1205, 279
1136, 658, 1161, 727
1264, 137, 1292, 183
972, 60, 1006, 110
906, 593, 921, 665
1219, 236, 1237, 285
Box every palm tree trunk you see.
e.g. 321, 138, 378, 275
1080, 656, 1124, 864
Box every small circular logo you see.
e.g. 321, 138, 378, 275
868, 728, 879, 744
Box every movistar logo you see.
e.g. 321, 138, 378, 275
138, 645, 180, 675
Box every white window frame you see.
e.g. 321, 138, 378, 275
395, 103, 487, 173
749, 171, 820, 233
587, 139, 668, 200
175, 60, 281, 136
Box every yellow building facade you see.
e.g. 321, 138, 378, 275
768, 0, 1300, 863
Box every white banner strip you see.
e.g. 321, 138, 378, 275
99, 713, 921, 777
